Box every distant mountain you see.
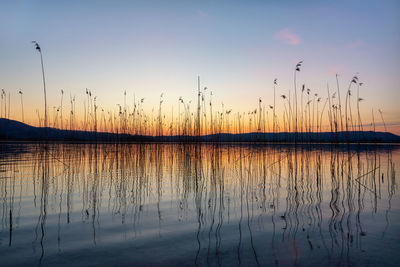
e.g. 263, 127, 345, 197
0, 118, 151, 142
1, 118, 400, 143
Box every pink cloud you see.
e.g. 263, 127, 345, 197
327, 66, 345, 76
197, 10, 209, 19
275, 28, 302, 45
328, 67, 339, 76
345, 39, 365, 49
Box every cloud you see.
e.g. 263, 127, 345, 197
344, 39, 365, 49
327, 66, 345, 76
197, 10, 209, 19
275, 28, 302, 45
328, 67, 339, 76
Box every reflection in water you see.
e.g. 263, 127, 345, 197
0, 143, 399, 266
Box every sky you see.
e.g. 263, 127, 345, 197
0, 0, 399, 133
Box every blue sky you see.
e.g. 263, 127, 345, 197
0, 0, 399, 131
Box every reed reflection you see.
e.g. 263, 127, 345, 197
0, 143, 398, 266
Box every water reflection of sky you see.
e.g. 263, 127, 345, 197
0, 143, 399, 266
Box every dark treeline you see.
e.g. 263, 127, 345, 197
1, 118, 400, 143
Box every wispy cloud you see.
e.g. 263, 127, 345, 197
345, 39, 365, 49
327, 66, 345, 76
197, 10, 209, 19
275, 28, 302, 45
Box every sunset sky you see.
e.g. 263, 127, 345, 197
0, 0, 399, 133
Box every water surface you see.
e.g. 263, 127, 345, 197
0, 143, 399, 266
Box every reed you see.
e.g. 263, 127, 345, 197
7, 92, 10, 119
378, 109, 387, 132
158, 93, 163, 137
335, 74, 344, 132
294, 61, 303, 140
372, 108, 376, 132
209, 91, 213, 135
327, 84, 333, 134
273, 79, 277, 137
2, 54, 394, 143
18, 90, 24, 123
357, 82, 364, 133
32, 41, 48, 128
0, 89, 4, 118
258, 98, 262, 132
301, 84, 305, 135
60, 90, 64, 130
197, 76, 201, 138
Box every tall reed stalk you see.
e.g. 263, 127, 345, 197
335, 74, 343, 132
294, 61, 302, 139
19, 90, 24, 123
0, 89, 4, 118
273, 79, 277, 138
378, 109, 387, 132
60, 90, 64, 129
32, 41, 48, 128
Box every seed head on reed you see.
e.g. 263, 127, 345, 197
295, 61, 303, 71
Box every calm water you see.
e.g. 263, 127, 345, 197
0, 143, 399, 266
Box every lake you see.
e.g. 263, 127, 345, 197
0, 143, 399, 266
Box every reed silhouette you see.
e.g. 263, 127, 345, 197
1, 48, 396, 143
18, 90, 24, 123
32, 41, 48, 129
